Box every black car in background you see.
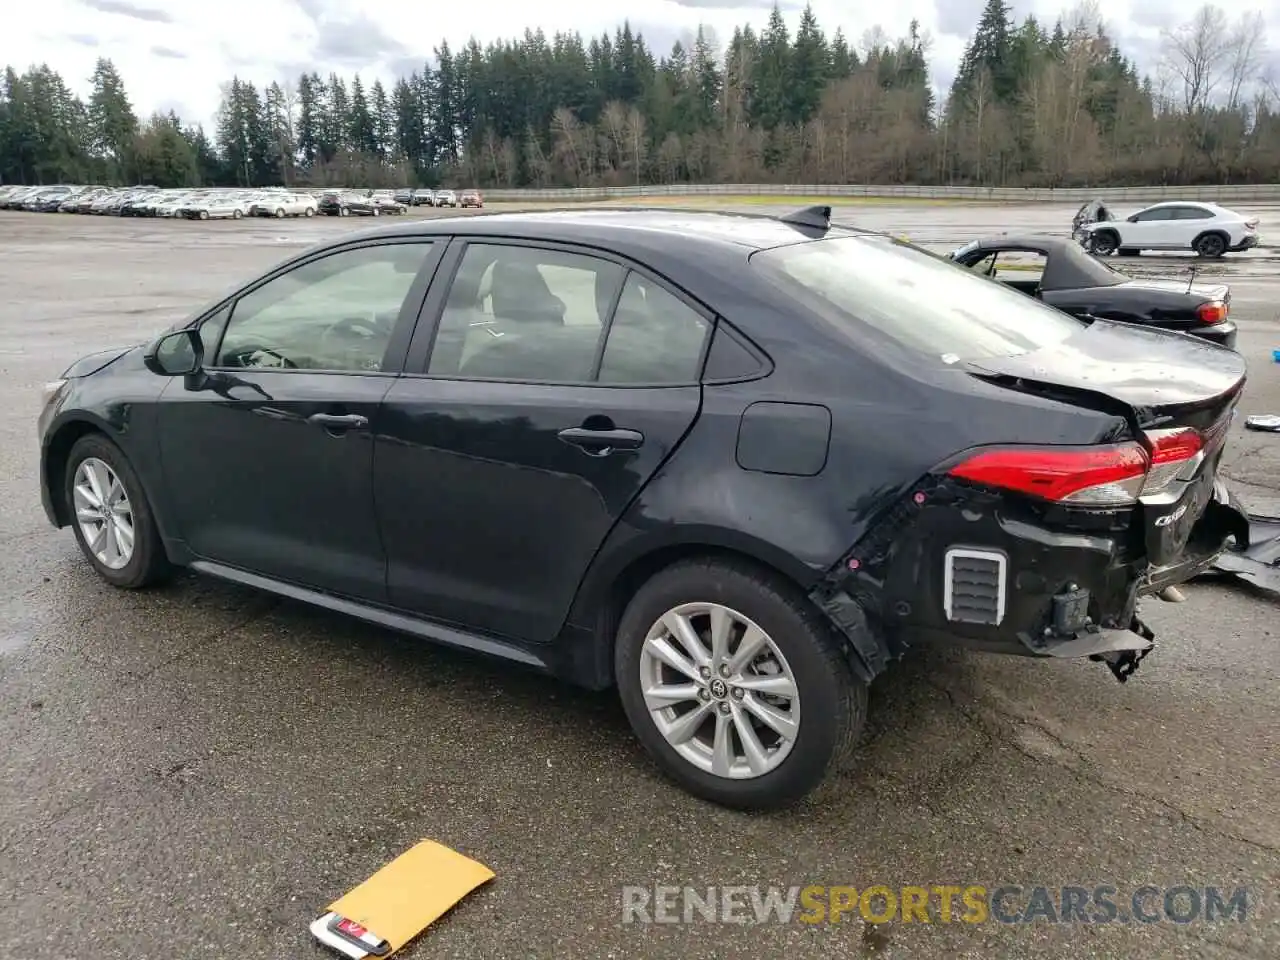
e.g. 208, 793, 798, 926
36, 207, 1251, 810
948, 234, 1238, 348
318, 191, 380, 216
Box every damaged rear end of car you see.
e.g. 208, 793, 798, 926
747, 230, 1252, 686
812, 320, 1250, 684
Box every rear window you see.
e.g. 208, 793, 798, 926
750, 235, 1086, 364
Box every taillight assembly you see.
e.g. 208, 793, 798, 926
948, 428, 1204, 507
1196, 300, 1228, 324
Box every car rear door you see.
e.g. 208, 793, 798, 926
156, 238, 444, 601
374, 238, 712, 643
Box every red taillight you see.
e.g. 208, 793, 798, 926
1196, 300, 1228, 324
948, 444, 1150, 506
1141, 427, 1203, 495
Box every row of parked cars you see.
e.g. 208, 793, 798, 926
0, 184, 485, 220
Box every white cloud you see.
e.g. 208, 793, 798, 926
1, 0, 1274, 133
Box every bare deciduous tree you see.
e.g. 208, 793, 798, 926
1160, 3, 1230, 112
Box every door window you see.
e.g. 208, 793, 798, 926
427, 243, 625, 382
1133, 207, 1174, 221
214, 243, 433, 372
597, 272, 711, 384
1172, 206, 1211, 220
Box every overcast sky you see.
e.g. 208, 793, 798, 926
4, 0, 1275, 133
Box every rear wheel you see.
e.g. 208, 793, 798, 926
304, 207, 315, 217
615, 558, 866, 810
64, 434, 170, 589
198, 210, 209, 221
275, 208, 285, 218
1195, 232, 1227, 258
233, 209, 242, 220
340, 207, 350, 217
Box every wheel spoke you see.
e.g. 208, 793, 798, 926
711, 712, 734, 777
643, 682, 700, 712
731, 705, 771, 776
88, 522, 108, 557
84, 462, 108, 505
74, 481, 101, 511
665, 702, 713, 745
643, 635, 701, 683
742, 693, 798, 742
662, 611, 711, 666
727, 625, 768, 674
734, 674, 797, 699
708, 606, 732, 665
114, 517, 135, 555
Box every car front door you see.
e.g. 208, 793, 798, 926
1126, 206, 1176, 248
375, 239, 713, 643
156, 238, 444, 600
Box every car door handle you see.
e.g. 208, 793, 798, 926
307, 412, 369, 430
557, 426, 644, 453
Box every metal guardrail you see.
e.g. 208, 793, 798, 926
477, 183, 1280, 204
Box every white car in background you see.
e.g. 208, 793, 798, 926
1078, 201, 1259, 258
250, 192, 318, 218
179, 192, 260, 220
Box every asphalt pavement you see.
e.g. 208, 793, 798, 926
0, 203, 1277, 960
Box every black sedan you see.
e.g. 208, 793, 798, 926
317, 191, 380, 217
37, 206, 1251, 810
948, 234, 1237, 347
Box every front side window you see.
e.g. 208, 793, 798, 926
214, 243, 433, 372
751, 236, 1087, 364
427, 243, 625, 382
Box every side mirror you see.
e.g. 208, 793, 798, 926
143, 328, 203, 376
1127, 214, 1139, 223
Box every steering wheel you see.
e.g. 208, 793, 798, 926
321, 313, 388, 348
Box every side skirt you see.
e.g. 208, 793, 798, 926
189, 559, 552, 672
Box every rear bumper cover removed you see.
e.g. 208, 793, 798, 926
812, 476, 1251, 683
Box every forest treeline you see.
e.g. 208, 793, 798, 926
1, 0, 1276, 190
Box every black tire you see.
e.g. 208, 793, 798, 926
275, 208, 285, 218
1090, 230, 1119, 255
64, 434, 170, 590
615, 557, 866, 810
1194, 232, 1227, 258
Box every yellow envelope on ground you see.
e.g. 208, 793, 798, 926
322, 839, 495, 955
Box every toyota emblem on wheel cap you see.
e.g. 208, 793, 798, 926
708, 678, 728, 699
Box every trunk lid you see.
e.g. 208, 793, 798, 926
964, 318, 1246, 566
1110, 278, 1230, 305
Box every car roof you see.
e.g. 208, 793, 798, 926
343, 207, 866, 257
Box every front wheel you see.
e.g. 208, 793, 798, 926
275, 208, 285, 218
233, 209, 243, 220
340, 207, 350, 217
304, 207, 315, 217
615, 558, 866, 810
1089, 230, 1119, 255
64, 434, 171, 589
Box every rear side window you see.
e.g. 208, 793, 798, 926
597, 273, 711, 384
751, 236, 1086, 364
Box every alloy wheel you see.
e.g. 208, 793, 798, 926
73, 457, 135, 570
639, 602, 800, 779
